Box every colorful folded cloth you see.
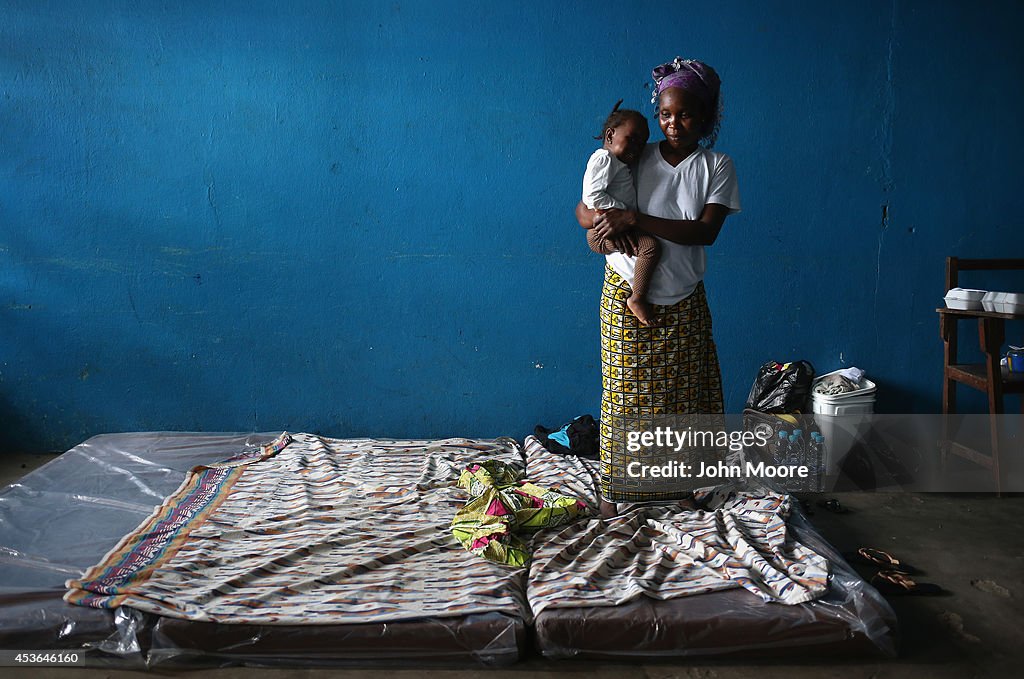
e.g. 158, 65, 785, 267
451, 460, 588, 567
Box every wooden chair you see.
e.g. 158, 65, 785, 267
938, 257, 1024, 493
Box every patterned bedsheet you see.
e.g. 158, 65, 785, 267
523, 436, 830, 615
65, 433, 529, 625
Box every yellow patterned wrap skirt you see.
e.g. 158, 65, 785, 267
600, 266, 724, 502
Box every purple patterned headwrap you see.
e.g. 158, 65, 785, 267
651, 57, 723, 148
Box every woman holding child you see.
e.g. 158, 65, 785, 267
575, 57, 741, 512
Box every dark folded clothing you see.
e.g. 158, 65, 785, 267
534, 415, 599, 459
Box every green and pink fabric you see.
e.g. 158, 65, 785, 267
451, 460, 588, 567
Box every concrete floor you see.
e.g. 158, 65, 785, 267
1, 452, 1022, 678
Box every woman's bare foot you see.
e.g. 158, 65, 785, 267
600, 500, 618, 519
677, 496, 696, 511
626, 295, 656, 327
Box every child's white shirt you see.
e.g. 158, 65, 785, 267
582, 149, 637, 211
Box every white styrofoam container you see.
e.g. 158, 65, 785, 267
996, 292, 1024, 315
944, 287, 988, 310
982, 291, 1004, 312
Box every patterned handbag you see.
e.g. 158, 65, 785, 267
741, 408, 823, 493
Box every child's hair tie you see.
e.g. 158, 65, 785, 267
593, 100, 648, 141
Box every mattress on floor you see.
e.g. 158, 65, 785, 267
0, 432, 528, 667
522, 436, 898, 659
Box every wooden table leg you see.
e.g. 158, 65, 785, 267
939, 313, 958, 469
940, 313, 958, 414
979, 317, 1005, 494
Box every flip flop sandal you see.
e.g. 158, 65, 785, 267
871, 569, 944, 596
853, 547, 920, 575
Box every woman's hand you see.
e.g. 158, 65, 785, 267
608, 232, 639, 257
593, 208, 637, 241
576, 202, 638, 255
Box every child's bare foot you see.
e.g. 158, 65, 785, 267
626, 295, 656, 327
599, 500, 618, 519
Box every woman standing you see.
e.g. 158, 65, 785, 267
576, 58, 741, 514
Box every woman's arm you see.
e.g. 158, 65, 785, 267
593, 203, 731, 246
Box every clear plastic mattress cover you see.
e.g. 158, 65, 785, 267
530, 506, 898, 659
520, 435, 898, 659
0, 432, 897, 667
0, 433, 525, 667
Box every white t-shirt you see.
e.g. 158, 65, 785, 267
606, 143, 740, 305
581, 148, 637, 211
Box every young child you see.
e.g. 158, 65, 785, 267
581, 102, 658, 327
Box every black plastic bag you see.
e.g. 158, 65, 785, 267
745, 360, 816, 413
534, 415, 599, 458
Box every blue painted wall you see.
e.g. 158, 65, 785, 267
2, 1, 1023, 452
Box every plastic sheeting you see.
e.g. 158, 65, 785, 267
0, 433, 525, 667
532, 505, 898, 659
0, 431, 897, 667
522, 435, 898, 659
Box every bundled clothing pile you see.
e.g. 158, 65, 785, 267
450, 460, 587, 567
812, 367, 866, 396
